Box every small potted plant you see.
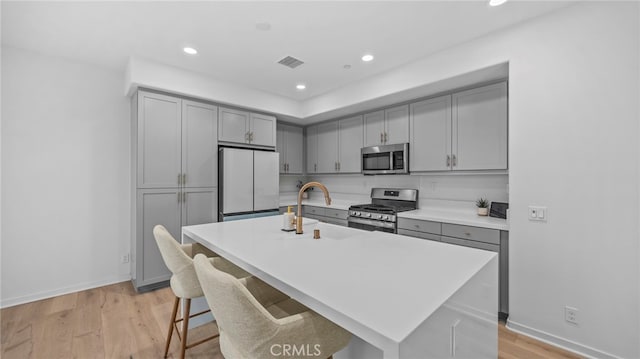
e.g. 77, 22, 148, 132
476, 198, 489, 216
296, 180, 312, 199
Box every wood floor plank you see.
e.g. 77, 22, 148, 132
2, 281, 585, 359
31, 309, 76, 359
47, 292, 78, 315
101, 291, 136, 358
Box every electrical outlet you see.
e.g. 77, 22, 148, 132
565, 306, 579, 325
528, 206, 548, 221
121, 253, 130, 264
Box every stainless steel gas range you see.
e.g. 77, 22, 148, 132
348, 188, 418, 233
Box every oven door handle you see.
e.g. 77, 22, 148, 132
347, 217, 396, 229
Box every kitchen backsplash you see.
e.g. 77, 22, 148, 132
280, 174, 508, 208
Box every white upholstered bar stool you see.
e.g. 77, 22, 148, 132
193, 253, 352, 359
153, 225, 249, 359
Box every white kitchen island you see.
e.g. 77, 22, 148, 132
182, 216, 498, 359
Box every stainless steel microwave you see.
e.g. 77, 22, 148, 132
361, 143, 409, 175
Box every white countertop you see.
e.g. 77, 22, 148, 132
279, 194, 509, 231
182, 216, 497, 351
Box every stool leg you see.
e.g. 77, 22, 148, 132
165, 296, 180, 358
180, 298, 192, 359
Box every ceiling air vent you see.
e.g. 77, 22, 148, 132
277, 56, 304, 69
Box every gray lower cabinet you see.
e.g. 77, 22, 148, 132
397, 218, 441, 241
134, 188, 217, 291
302, 206, 348, 227
135, 189, 181, 289
398, 218, 509, 317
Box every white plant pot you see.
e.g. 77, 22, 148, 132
477, 207, 488, 216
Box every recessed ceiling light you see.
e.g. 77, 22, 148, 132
296, 84, 306, 90
183, 47, 198, 55
489, 0, 508, 6
361, 54, 374, 62
343, 64, 352, 69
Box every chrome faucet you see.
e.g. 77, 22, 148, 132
296, 182, 331, 235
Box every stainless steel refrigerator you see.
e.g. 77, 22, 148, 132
218, 147, 280, 222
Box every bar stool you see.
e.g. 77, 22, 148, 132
193, 253, 352, 359
153, 225, 249, 359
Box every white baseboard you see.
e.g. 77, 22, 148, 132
506, 318, 620, 359
0, 274, 131, 309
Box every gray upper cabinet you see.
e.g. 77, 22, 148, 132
363, 110, 385, 146
218, 107, 249, 144
306, 125, 319, 174
182, 100, 218, 187
277, 124, 303, 174
250, 113, 277, 147
310, 116, 363, 174
384, 105, 410, 145
218, 107, 276, 147
316, 121, 340, 173
364, 105, 409, 146
137, 92, 182, 188
452, 82, 508, 170
410, 95, 452, 172
409, 82, 507, 172
338, 115, 363, 173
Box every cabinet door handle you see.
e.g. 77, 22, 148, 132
452, 154, 457, 167
182, 173, 186, 185
177, 192, 181, 203
178, 173, 182, 185
183, 192, 187, 203
249, 132, 254, 142
447, 155, 451, 167
384, 132, 388, 143
245, 131, 249, 142
314, 163, 317, 172
380, 133, 384, 143
450, 319, 461, 357
286, 163, 289, 172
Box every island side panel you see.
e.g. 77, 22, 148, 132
399, 256, 498, 358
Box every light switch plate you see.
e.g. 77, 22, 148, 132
528, 206, 548, 221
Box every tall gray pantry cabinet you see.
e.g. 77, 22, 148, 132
131, 90, 218, 291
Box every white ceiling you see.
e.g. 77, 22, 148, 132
2, 1, 575, 102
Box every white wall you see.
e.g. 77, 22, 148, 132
1, 46, 131, 307
507, 4, 638, 358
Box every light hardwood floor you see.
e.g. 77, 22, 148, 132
1, 281, 582, 359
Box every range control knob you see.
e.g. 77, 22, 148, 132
365, 213, 371, 218
383, 215, 389, 220
376, 214, 382, 219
